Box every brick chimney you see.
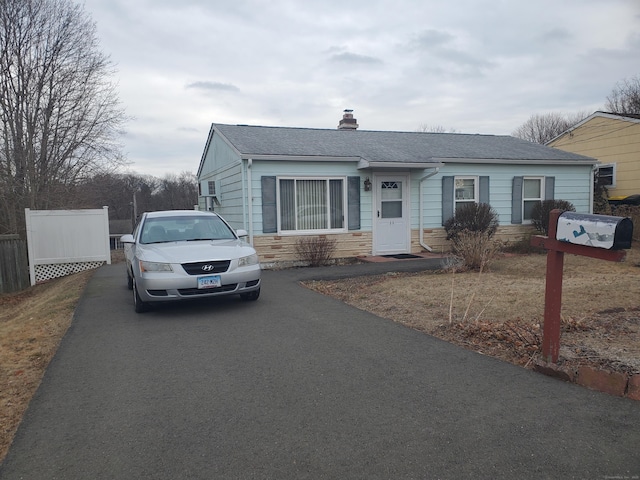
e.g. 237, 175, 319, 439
338, 109, 358, 130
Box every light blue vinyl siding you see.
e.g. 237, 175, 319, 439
203, 152, 592, 234
200, 133, 240, 177
418, 163, 592, 228
199, 133, 246, 230
248, 161, 369, 235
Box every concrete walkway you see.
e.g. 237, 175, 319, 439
1, 259, 639, 479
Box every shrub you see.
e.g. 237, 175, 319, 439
593, 182, 611, 215
451, 231, 501, 271
443, 203, 499, 241
530, 199, 575, 235
611, 205, 640, 241
294, 236, 337, 267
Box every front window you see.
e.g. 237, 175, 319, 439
454, 176, 477, 212
278, 178, 345, 232
523, 177, 544, 222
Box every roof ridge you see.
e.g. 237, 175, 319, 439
212, 122, 514, 138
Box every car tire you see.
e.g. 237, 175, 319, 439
133, 279, 150, 313
126, 269, 133, 290
240, 288, 260, 301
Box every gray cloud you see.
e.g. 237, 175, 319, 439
329, 52, 383, 66
406, 29, 495, 77
411, 29, 455, 49
539, 27, 572, 44
185, 81, 240, 93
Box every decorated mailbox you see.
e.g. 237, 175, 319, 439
531, 209, 633, 363
556, 212, 633, 250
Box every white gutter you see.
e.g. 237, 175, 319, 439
247, 158, 254, 245
590, 165, 596, 214
359, 159, 445, 170
430, 157, 597, 166
419, 167, 440, 252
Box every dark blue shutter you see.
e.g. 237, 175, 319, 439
347, 176, 360, 230
479, 176, 490, 204
545, 176, 555, 200
261, 176, 277, 233
442, 176, 454, 225
511, 176, 523, 224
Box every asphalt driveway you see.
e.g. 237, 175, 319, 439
1, 260, 639, 479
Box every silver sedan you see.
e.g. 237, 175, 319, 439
120, 210, 261, 313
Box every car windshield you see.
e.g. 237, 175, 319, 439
140, 215, 236, 244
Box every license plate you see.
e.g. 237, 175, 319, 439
197, 275, 221, 289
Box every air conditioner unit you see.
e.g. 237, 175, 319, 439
200, 179, 217, 197
200, 179, 221, 207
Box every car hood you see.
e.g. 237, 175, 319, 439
137, 239, 256, 264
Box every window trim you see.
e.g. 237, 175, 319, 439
596, 163, 616, 188
522, 176, 544, 224
454, 176, 479, 210
275, 176, 348, 234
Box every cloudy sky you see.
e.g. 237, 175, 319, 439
81, 0, 640, 177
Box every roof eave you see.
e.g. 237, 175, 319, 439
358, 159, 445, 170
240, 155, 362, 162
431, 157, 598, 166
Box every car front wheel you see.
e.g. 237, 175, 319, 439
133, 279, 150, 313
240, 288, 260, 301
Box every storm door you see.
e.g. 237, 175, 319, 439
373, 174, 410, 254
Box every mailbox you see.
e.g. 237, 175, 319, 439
556, 212, 633, 250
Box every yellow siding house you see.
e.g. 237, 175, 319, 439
548, 112, 640, 199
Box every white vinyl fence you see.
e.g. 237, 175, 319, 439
25, 207, 111, 285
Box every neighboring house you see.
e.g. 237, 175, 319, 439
548, 111, 640, 200
197, 111, 597, 263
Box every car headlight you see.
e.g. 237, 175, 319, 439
238, 253, 259, 267
139, 260, 173, 272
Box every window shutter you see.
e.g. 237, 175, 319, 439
348, 176, 361, 230
545, 176, 555, 200
479, 176, 490, 204
511, 176, 523, 224
442, 176, 454, 225
261, 176, 277, 233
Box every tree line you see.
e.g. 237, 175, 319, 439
75, 171, 199, 228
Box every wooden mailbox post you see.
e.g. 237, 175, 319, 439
530, 209, 633, 363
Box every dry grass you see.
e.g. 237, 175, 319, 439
306, 246, 640, 373
0, 269, 94, 463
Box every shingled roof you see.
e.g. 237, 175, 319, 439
208, 123, 597, 168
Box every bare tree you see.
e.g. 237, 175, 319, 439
511, 111, 589, 144
0, 0, 126, 235
605, 75, 640, 114
73, 171, 197, 225
154, 172, 198, 211
416, 124, 459, 133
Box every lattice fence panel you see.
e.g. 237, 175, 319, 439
35, 262, 104, 284
25, 207, 111, 286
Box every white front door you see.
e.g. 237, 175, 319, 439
373, 174, 410, 254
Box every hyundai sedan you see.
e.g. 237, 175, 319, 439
120, 210, 261, 313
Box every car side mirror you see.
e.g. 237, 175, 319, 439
236, 229, 248, 237
120, 234, 135, 244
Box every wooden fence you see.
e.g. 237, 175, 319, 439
0, 234, 29, 294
